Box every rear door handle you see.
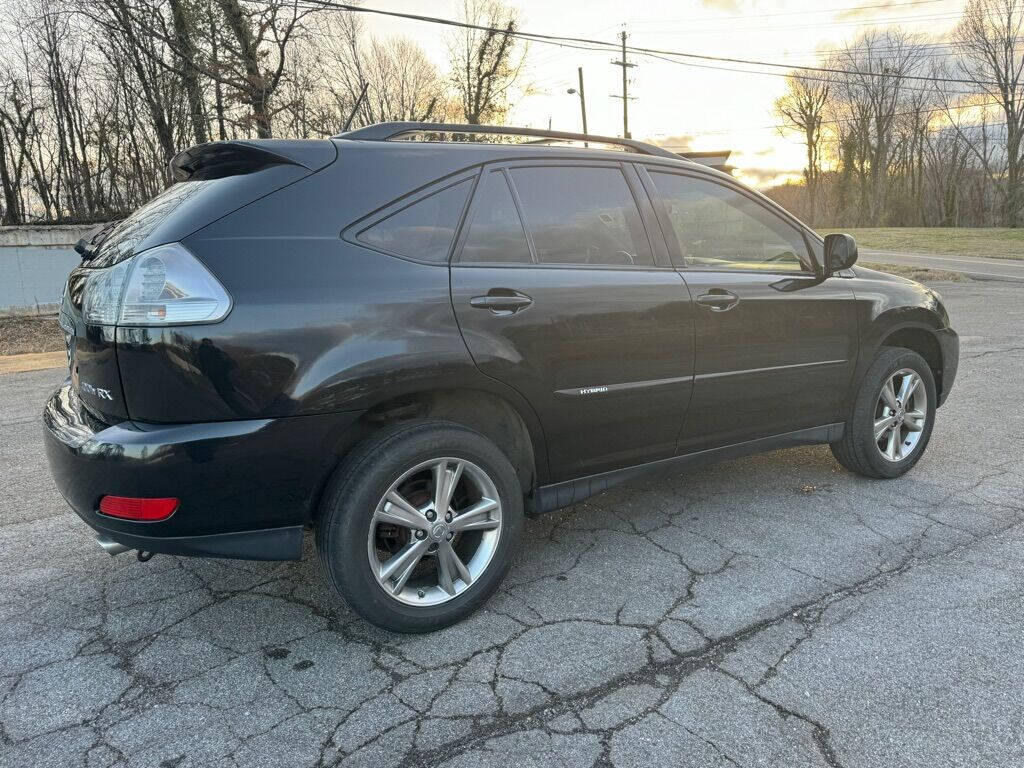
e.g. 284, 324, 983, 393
470, 291, 533, 315
697, 290, 740, 312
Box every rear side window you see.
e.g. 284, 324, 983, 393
358, 180, 471, 263
510, 166, 654, 267
650, 172, 811, 272
460, 171, 532, 264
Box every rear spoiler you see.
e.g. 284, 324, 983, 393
168, 139, 337, 182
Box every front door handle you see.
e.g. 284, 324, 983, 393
470, 291, 533, 315
696, 290, 740, 312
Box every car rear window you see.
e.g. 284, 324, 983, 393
88, 180, 214, 268
358, 180, 471, 263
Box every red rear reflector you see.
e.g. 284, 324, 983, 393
99, 496, 178, 521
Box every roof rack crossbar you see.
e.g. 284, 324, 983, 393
335, 122, 681, 160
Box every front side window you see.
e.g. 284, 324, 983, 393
459, 171, 533, 264
510, 166, 654, 267
358, 179, 471, 263
650, 172, 810, 272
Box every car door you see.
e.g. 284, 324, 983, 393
450, 160, 696, 482
639, 166, 859, 452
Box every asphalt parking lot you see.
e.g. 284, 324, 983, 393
1, 278, 1022, 768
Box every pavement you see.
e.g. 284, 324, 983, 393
861, 249, 1024, 282
1, 279, 1023, 768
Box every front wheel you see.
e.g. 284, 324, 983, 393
831, 347, 937, 479
316, 420, 523, 633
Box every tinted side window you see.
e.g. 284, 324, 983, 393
511, 166, 654, 267
358, 179, 470, 263
650, 172, 810, 272
460, 171, 532, 263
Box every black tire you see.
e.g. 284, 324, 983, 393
830, 347, 937, 479
315, 419, 523, 633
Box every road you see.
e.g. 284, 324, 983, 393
862, 248, 1024, 282
1, 279, 1023, 768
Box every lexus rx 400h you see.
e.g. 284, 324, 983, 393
44, 123, 958, 632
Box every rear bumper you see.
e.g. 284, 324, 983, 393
43, 381, 363, 560
90, 526, 304, 561
936, 327, 959, 407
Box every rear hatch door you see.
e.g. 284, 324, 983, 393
62, 139, 337, 423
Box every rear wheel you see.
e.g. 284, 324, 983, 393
831, 347, 936, 479
316, 420, 523, 633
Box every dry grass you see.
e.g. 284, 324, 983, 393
860, 262, 968, 283
0, 315, 65, 356
817, 227, 1024, 260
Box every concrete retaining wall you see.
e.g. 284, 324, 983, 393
0, 225, 98, 315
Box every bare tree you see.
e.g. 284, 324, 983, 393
319, 13, 447, 129
448, 0, 525, 125
86, 0, 178, 165
922, 128, 974, 225
0, 67, 36, 223
948, 0, 1024, 226
775, 75, 829, 224
124, 0, 313, 139
825, 30, 927, 225
211, 0, 310, 137
169, 0, 209, 145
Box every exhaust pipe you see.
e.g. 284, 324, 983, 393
96, 534, 131, 556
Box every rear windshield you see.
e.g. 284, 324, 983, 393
88, 181, 214, 268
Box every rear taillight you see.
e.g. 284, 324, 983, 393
81, 242, 231, 326
99, 496, 179, 521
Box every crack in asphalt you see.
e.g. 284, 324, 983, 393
2, 283, 1023, 767
2, 461, 1021, 767
396, 504, 1024, 768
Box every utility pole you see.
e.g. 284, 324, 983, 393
611, 30, 635, 139
567, 67, 588, 145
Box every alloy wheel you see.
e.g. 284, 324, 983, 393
366, 457, 502, 606
874, 368, 928, 462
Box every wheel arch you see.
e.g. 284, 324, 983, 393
307, 387, 547, 526
363, 388, 543, 493
876, 322, 945, 402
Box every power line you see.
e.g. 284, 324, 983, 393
289, 0, 1005, 89
635, 49, 982, 97
719, 39, 976, 62
296, 8, 1008, 140
623, 43, 994, 87
626, 0, 953, 24
630, 11, 964, 36
685, 98, 1010, 137
296, 14, 978, 99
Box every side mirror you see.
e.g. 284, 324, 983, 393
823, 233, 858, 274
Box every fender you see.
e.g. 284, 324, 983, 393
846, 269, 955, 405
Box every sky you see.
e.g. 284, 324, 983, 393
356, 0, 969, 188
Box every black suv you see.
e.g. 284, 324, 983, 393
44, 123, 958, 632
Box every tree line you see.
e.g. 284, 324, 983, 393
0, 0, 525, 224
769, 0, 1024, 228
3, 0, 1022, 229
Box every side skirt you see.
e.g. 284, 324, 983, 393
529, 423, 845, 514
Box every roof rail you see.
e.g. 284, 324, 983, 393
335, 122, 682, 161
